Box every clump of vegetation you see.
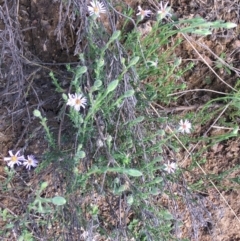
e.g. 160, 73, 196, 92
0, 1, 239, 240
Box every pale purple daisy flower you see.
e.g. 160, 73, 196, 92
67, 93, 87, 111
23, 155, 38, 170
157, 1, 172, 20
178, 119, 192, 134
163, 161, 177, 174
88, 1, 106, 18
136, 6, 152, 20
4, 150, 25, 168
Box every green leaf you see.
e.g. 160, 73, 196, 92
77, 151, 86, 159
40, 182, 48, 190
128, 116, 145, 127
2, 209, 7, 221
122, 89, 135, 98
75, 145, 86, 160
116, 185, 126, 194
223, 22, 237, 29
192, 29, 211, 35
128, 56, 139, 67
121, 168, 143, 177
94, 79, 102, 88
107, 168, 142, 176
6, 223, 14, 229
75, 66, 87, 78
127, 195, 134, 205
153, 177, 163, 184
97, 59, 104, 68
161, 210, 173, 220
214, 22, 237, 29
230, 176, 240, 185
109, 30, 121, 41
150, 187, 160, 195
62, 93, 68, 101
106, 79, 119, 93
232, 126, 239, 135
51, 196, 67, 206
33, 109, 42, 118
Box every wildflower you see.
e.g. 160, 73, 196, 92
67, 93, 87, 111
136, 6, 152, 20
23, 155, 38, 170
4, 150, 25, 168
178, 119, 192, 134
88, 0, 106, 18
163, 161, 177, 174
157, 1, 172, 20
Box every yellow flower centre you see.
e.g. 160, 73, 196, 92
28, 159, 33, 165
75, 99, 82, 105
11, 156, 18, 163
93, 6, 99, 14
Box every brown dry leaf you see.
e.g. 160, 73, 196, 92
233, 40, 240, 48
211, 143, 223, 153
202, 54, 213, 66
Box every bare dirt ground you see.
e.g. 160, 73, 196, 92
0, 0, 240, 240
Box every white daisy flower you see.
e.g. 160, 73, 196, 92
23, 155, 38, 170
67, 93, 87, 111
136, 6, 152, 20
88, 1, 106, 18
163, 161, 177, 174
178, 119, 192, 134
157, 1, 172, 20
4, 150, 25, 168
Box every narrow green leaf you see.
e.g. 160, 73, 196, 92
192, 29, 211, 35
107, 168, 142, 176
230, 176, 240, 185
224, 22, 237, 29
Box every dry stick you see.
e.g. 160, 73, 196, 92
0, 202, 17, 217
94, 116, 119, 192
211, 125, 235, 130
168, 88, 228, 97
58, 103, 68, 148
152, 102, 223, 113
16, 0, 19, 17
